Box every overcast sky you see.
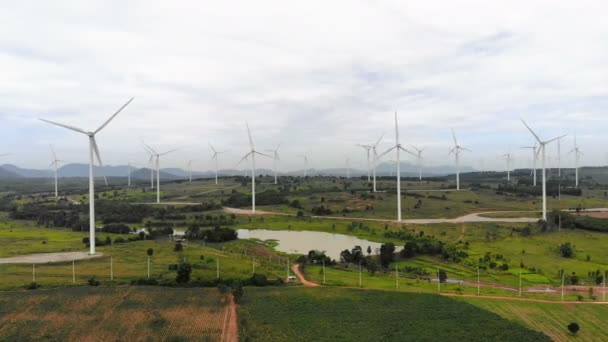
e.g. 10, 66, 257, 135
1, 1, 607, 172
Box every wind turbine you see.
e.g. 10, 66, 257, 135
144, 147, 155, 189
39, 98, 133, 255
297, 154, 309, 177
502, 152, 513, 182
411, 146, 425, 182
449, 129, 471, 190
569, 135, 583, 188
265, 144, 281, 184
521, 119, 566, 221
237, 123, 270, 213
127, 162, 133, 187
370, 133, 385, 192
357, 143, 373, 182
142, 142, 177, 204
49, 145, 64, 199
521, 144, 538, 186
209, 143, 225, 185
379, 112, 416, 222
186, 159, 197, 183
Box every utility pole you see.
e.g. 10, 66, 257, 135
147, 256, 150, 279
396, 267, 399, 289
111, 256, 114, 281
32, 264, 36, 282
477, 267, 480, 295
72, 260, 76, 284
359, 261, 362, 287
519, 271, 522, 297
437, 268, 440, 292
252, 257, 255, 274
322, 259, 326, 285
216, 258, 220, 279
561, 270, 565, 301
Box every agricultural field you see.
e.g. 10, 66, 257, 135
238, 287, 550, 341
0, 286, 232, 341
460, 297, 608, 342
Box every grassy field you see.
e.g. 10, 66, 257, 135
0, 286, 229, 341
460, 297, 608, 342
238, 287, 550, 341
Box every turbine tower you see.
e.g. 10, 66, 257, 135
265, 144, 281, 184
569, 136, 583, 188
186, 159, 196, 183
411, 146, 425, 182
209, 143, 225, 185
502, 152, 513, 182
49, 145, 64, 199
143, 143, 177, 204
379, 112, 416, 222
345, 156, 350, 179
237, 123, 270, 213
127, 162, 133, 187
449, 129, 471, 190
521, 119, 566, 221
371, 133, 385, 192
297, 154, 309, 177
521, 144, 538, 186
144, 148, 155, 189
39, 98, 133, 255
357, 144, 373, 182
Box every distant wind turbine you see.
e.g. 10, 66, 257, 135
39, 97, 133, 255
297, 154, 309, 177
411, 146, 425, 181
236, 123, 270, 213
502, 152, 513, 182
569, 135, 583, 188
449, 129, 471, 190
371, 133, 385, 192
521, 119, 566, 221
143, 142, 177, 204
186, 159, 197, 183
209, 143, 226, 185
127, 162, 133, 187
345, 156, 351, 179
265, 144, 281, 184
49, 145, 64, 199
357, 143, 373, 182
379, 112, 416, 222
144, 147, 155, 189
521, 144, 538, 186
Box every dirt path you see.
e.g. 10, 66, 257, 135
292, 264, 319, 287
441, 293, 608, 305
221, 294, 238, 342
223, 207, 537, 224
0, 251, 103, 264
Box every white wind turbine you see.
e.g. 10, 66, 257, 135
502, 152, 513, 182
521, 144, 538, 186
569, 135, 583, 188
186, 159, 197, 183
209, 143, 226, 185
127, 162, 133, 187
144, 148, 155, 189
297, 154, 309, 177
557, 137, 564, 177
265, 144, 281, 184
40, 98, 133, 255
49, 145, 65, 199
411, 146, 425, 182
236, 123, 270, 213
449, 129, 471, 190
370, 133, 385, 192
143, 143, 177, 204
379, 112, 416, 222
521, 119, 566, 221
357, 143, 373, 182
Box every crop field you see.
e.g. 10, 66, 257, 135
238, 287, 550, 341
460, 297, 608, 342
0, 286, 229, 341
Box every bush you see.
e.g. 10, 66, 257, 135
26, 282, 40, 290
88, 277, 100, 286
174, 242, 183, 252
175, 262, 192, 284
567, 322, 580, 335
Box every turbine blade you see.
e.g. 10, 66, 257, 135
399, 146, 418, 157
246, 123, 254, 149
374, 133, 385, 147
91, 138, 108, 186
254, 151, 272, 158
159, 148, 178, 156
209, 143, 216, 153
451, 128, 458, 146
378, 146, 396, 160
545, 134, 567, 145
50, 144, 58, 161
39, 118, 88, 134
394, 111, 400, 143
142, 142, 157, 155
520, 119, 542, 143
235, 152, 252, 168
94, 97, 134, 134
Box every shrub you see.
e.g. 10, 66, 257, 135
26, 282, 40, 290
88, 277, 100, 286
567, 322, 580, 335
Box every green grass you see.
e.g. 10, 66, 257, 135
238, 287, 550, 341
460, 297, 608, 342
0, 286, 229, 341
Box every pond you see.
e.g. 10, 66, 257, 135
237, 229, 398, 259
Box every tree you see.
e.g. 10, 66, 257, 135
567, 322, 580, 335
379, 243, 396, 268
147, 248, 154, 257
559, 242, 574, 258
174, 242, 183, 252
438, 269, 447, 283
367, 246, 372, 255
175, 262, 192, 284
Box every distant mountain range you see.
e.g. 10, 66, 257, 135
0, 161, 476, 180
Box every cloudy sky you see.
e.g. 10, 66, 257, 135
1, 1, 607, 172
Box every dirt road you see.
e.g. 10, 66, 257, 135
221, 294, 239, 342
292, 264, 319, 287
0, 251, 103, 264
223, 207, 537, 224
